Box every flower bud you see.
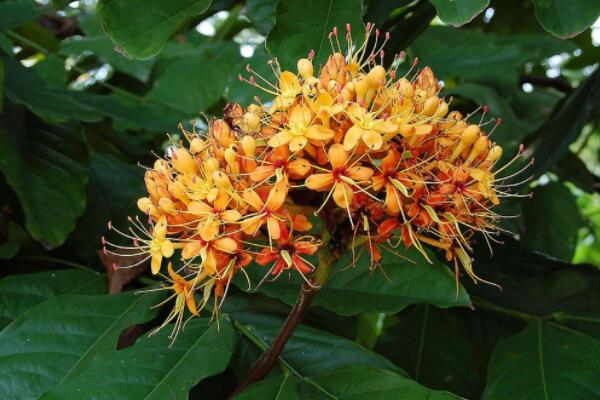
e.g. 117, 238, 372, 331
367, 65, 386, 87
297, 58, 314, 79
189, 137, 205, 154
241, 135, 256, 157
172, 147, 196, 175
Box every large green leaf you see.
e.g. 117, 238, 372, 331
531, 0, 600, 38
146, 42, 240, 115
2, 57, 183, 130
238, 247, 469, 316
246, 0, 278, 35
97, 0, 212, 60
236, 367, 461, 399
530, 68, 600, 177
522, 182, 583, 261
232, 312, 402, 376
40, 317, 236, 400
469, 239, 600, 339
266, 0, 364, 70
0, 270, 106, 328
68, 152, 145, 263
0, 291, 162, 399
376, 305, 488, 399
0, 110, 90, 247
428, 0, 489, 26
0, 0, 44, 32
60, 35, 156, 82
483, 320, 600, 399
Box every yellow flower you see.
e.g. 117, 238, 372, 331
343, 103, 397, 151
271, 71, 302, 111
150, 216, 174, 274
267, 105, 334, 152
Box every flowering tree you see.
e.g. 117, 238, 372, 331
1, 1, 599, 399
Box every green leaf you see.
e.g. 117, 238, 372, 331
428, 0, 489, 26
68, 152, 145, 263
531, 0, 600, 38
470, 239, 600, 339
147, 42, 240, 115
0, 0, 44, 32
0, 221, 28, 260
239, 248, 470, 316
0, 110, 90, 247
0, 59, 4, 112
232, 312, 402, 376
530, 68, 600, 177
0, 270, 106, 328
522, 182, 583, 261
2, 57, 184, 130
40, 317, 236, 400
60, 35, 156, 82
266, 0, 364, 70
0, 291, 163, 399
226, 50, 271, 106
97, 0, 212, 60
483, 320, 600, 399
246, 0, 278, 35
32, 54, 68, 86
376, 305, 488, 399
236, 367, 461, 399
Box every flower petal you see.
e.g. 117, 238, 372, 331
332, 182, 354, 209
305, 173, 334, 191
306, 125, 334, 141
289, 135, 308, 152
267, 130, 293, 148
343, 125, 364, 151
348, 166, 374, 181
328, 143, 349, 169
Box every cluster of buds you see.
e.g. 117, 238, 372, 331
103, 23, 528, 338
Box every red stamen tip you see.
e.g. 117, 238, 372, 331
112, 263, 119, 271
267, 59, 274, 65
385, 32, 391, 40
483, 105, 489, 114
238, 74, 244, 82
366, 22, 372, 32
346, 23, 351, 33
412, 57, 419, 67
519, 143, 525, 153
246, 64, 251, 72
127, 216, 132, 222
249, 76, 256, 84
399, 50, 406, 59
101, 236, 106, 245
102, 246, 107, 255
254, 95, 261, 102
308, 49, 315, 60
333, 26, 338, 36
108, 221, 112, 230
496, 117, 502, 126
375, 29, 380, 37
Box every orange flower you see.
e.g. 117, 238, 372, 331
305, 144, 374, 209
256, 224, 319, 275
267, 105, 334, 152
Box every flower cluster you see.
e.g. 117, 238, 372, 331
103, 24, 527, 338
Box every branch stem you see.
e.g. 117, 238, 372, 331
228, 242, 338, 397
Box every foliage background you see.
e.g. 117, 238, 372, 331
0, 0, 599, 399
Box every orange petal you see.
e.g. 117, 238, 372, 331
289, 136, 308, 152
343, 125, 364, 151
328, 143, 349, 169
288, 158, 312, 178
292, 214, 312, 232
347, 166, 374, 181
151, 252, 162, 275
187, 201, 212, 216
267, 216, 281, 240
332, 182, 353, 209
305, 173, 334, 191
161, 239, 175, 258
242, 189, 264, 211
279, 71, 301, 95
182, 240, 203, 260
306, 125, 334, 141
200, 221, 219, 241
362, 130, 383, 150
290, 104, 312, 125
250, 165, 275, 182
241, 215, 263, 236
266, 178, 288, 211
214, 237, 237, 253
268, 130, 293, 148
221, 209, 241, 222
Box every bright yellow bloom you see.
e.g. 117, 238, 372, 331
268, 105, 335, 152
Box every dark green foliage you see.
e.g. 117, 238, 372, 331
0, 1, 599, 399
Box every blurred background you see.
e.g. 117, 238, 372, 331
0, 1, 599, 399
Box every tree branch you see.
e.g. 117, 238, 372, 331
228, 240, 339, 398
